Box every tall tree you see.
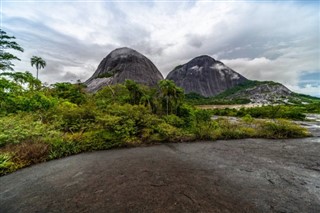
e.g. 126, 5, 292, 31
31, 56, 46, 79
0, 29, 24, 71
124, 80, 143, 105
158, 80, 184, 115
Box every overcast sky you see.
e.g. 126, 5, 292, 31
2, 0, 319, 96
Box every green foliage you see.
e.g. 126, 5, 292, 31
94, 84, 130, 108
30, 56, 46, 79
0, 29, 24, 71
0, 73, 313, 176
50, 82, 87, 105
185, 92, 250, 105
0, 72, 55, 114
125, 80, 144, 105
51, 101, 96, 132
158, 80, 184, 115
214, 80, 279, 99
210, 105, 307, 120
0, 113, 48, 147
97, 73, 114, 78
97, 104, 163, 144
162, 114, 185, 127
242, 114, 254, 123
155, 123, 184, 142
0, 153, 15, 175
259, 119, 310, 139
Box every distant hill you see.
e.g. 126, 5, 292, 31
185, 81, 320, 105
85, 47, 163, 92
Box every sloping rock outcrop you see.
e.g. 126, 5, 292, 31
85, 47, 163, 92
226, 82, 293, 104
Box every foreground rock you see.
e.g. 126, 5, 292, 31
85, 47, 164, 92
1, 138, 320, 213
166, 55, 248, 97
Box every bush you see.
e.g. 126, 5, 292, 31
51, 101, 96, 132
0, 141, 50, 175
0, 153, 15, 175
242, 114, 254, 123
0, 113, 48, 147
156, 123, 184, 142
259, 119, 310, 138
163, 114, 185, 127
192, 120, 219, 140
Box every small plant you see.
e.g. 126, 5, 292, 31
242, 114, 253, 123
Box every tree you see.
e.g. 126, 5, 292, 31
158, 80, 184, 115
124, 80, 143, 105
0, 29, 24, 71
31, 56, 46, 79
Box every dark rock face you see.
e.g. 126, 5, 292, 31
85, 47, 163, 92
166, 55, 247, 97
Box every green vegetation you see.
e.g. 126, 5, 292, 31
185, 81, 270, 105
185, 80, 320, 106
0, 29, 24, 71
185, 92, 250, 105
31, 56, 46, 79
0, 73, 311, 175
208, 103, 320, 120
0, 30, 313, 175
214, 80, 276, 99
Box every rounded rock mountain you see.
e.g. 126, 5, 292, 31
85, 47, 164, 92
166, 55, 248, 97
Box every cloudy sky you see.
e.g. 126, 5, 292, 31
2, 0, 319, 96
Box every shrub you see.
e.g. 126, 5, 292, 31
52, 101, 96, 132
48, 137, 83, 159
50, 82, 87, 105
259, 119, 310, 138
0, 113, 47, 147
163, 114, 185, 127
9, 141, 50, 164
0, 153, 15, 175
242, 114, 254, 123
0, 141, 50, 175
155, 123, 184, 142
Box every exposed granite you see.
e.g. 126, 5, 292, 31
166, 55, 248, 97
85, 47, 163, 92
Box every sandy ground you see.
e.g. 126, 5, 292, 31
196, 104, 264, 109
1, 137, 320, 213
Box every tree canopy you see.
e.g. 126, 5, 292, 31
0, 29, 24, 71
31, 56, 46, 79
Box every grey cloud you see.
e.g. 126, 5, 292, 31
3, 1, 319, 96
186, 34, 203, 48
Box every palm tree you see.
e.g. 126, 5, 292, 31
158, 80, 184, 115
30, 56, 46, 79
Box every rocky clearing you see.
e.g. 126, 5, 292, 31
1, 133, 320, 213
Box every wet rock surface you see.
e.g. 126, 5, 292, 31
1, 137, 320, 213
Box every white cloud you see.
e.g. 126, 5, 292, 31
287, 84, 320, 98
2, 1, 319, 96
